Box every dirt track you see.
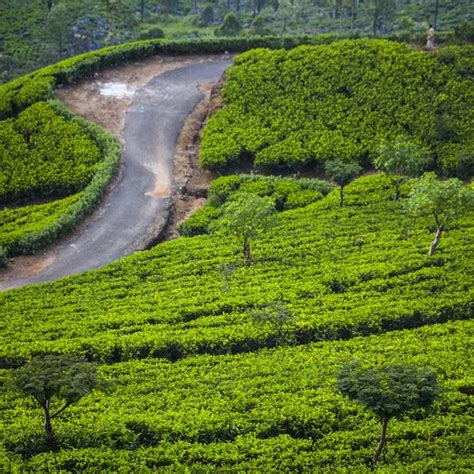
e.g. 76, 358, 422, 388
0, 56, 232, 291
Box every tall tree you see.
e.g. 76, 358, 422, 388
47, 3, 69, 60
406, 172, 474, 256
336, 361, 440, 468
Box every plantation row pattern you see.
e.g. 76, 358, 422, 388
200, 40, 474, 178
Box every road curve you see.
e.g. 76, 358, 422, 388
0, 57, 232, 291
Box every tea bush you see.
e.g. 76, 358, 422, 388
200, 40, 474, 177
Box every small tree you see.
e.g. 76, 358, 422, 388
406, 172, 474, 256
336, 361, 440, 468
11, 355, 101, 450
324, 160, 362, 207
375, 138, 429, 200
218, 192, 277, 263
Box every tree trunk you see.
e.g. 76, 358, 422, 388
372, 7, 379, 36
140, 0, 145, 18
429, 227, 443, 256
43, 404, 57, 450
394, 184, 401, 200
434, 0, 439, 29
243, 237, 251, 263
372, 417, 389, 468
351, 0, 357, 31
340, 186, 344, 207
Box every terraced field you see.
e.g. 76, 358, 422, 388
0, 37, 473, 472
1, 174, 473, 471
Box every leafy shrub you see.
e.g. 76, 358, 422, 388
0, 102, 101, 204
138, 27, 165, 40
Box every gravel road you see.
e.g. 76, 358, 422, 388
0, 57, 231, 291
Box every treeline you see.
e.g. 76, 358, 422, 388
1, 0, 472, 84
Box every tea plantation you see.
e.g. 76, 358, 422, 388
0, 37, 473, 471
1, 173, 473, 471
201, 39, 474, 176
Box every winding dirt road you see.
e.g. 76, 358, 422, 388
0, 57, 231, 291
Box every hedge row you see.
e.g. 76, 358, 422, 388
1, 175, 472, 366
0, 320, 472, 470
0, 35, 343, 120
0, 35, 341, 262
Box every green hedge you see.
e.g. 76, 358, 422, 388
0, 102, 101, 204
1, 320, 472, 470
0, 35, 342, 121
1, 175, 472, 366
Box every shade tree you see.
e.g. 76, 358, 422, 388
406, 172, 474, 256
324, 159, 362, 207
217, 192, 277, 263
375, 137, 429, 200
11, 355, 102, 450
336, 361, 441, 468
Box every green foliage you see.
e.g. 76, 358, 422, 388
336, 361, 440, 466
0, 320, 472, 470
11, 354, 101, 448
324, 160, 361, 206
0, 193, 82, 254
0, 101, 101, 204
375, 137, 430, 199
406, 172, 474, 255
12, 355, 100, 408
215, 13, 242, 37
251, 301, 296, 346
200, 5, 214, 27
0, 245, 7, 268
138, 27, 165, 40
336, 361, 440, 420
0, 100, 119, 259
179, 174, 332, 237
0, 175, 472, 367
200, 40, 474, 175
217, 192, 277, 262
407, 173, 474, 228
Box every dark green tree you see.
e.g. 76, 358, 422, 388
336, 361, 440, 468
11, 355, 101, 450
200, 4, 214, 26
406, 172, 474, 256
215, 12, 242, 36
324, 160, 361, 207
47, 3, 69, 60
375, 138, 429, 200
218, 192, 277, 263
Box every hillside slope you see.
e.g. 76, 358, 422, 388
0, 174, 473, 471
